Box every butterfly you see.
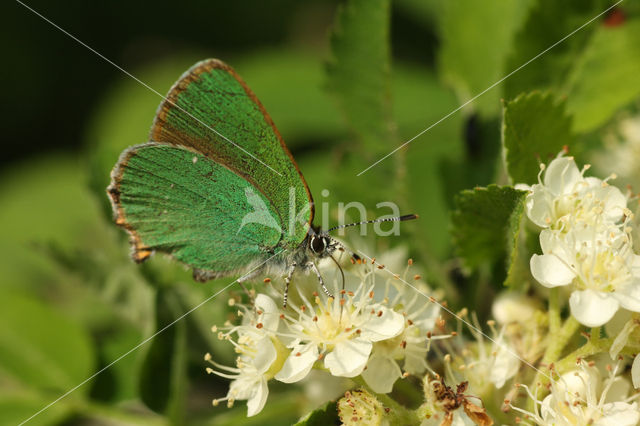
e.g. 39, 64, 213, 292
107, 59, 416, 306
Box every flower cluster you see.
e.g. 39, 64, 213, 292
520, 154, 640, 327
204, 153, 640, 423
206, 253, 442, 416
510, 360, 640, 425
445, 313, 521, 396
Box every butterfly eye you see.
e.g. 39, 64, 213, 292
310, 235, 327, 254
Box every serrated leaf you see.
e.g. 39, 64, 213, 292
295, 401, 339, 426
502, 91, 573, 185
565, 19, 640, 133
326, 0, 394, 153
451, 185, 527, 272
0, 291, 94, 395
437, 0, 532, 116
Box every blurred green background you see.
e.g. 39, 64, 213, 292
3, 0, 640, 424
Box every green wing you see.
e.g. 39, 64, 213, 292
108, 143, 283, 274
150, 59, 313, 246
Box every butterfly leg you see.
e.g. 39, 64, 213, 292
308, 261, 333, 299
283, 262, 297, 308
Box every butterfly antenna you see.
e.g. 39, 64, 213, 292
327, 214, 419, 233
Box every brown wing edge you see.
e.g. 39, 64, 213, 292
149, 58, 315, 227
107, 143, 156, 264
106, 142, 261, 281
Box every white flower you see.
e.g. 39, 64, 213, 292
488, 337, 521, 389
522, 153, 639, 327
362, 278, 442, 393
522, 155, 626, 230
467, 329, 520, 391
609, 317, 640, 389
448, 315, 520, 396
530, 225, 640, 327
511, 360, 640, 425
206, 294, 287, 417
491, 292, 539, 325
275, 283, 404, 383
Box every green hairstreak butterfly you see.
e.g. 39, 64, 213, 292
107, 59, 416, 305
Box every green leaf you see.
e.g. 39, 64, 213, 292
437, 0, 532, 116
326, 0, 394, 153
0, 291, 94, 395
503, 0, 602, 100
451, 185, 527, 272
90, 324, 144, 403
0, 156, 105, 293
565, 19, 640, 133
0, 392, 71, 426
237, 51, 345, 146
502, 91, 573, 185
503, 197, 531, 290
324, 0, 405, 213
294, 401, 339, 426
139, 289, 188, 421
399, 67, 464, 259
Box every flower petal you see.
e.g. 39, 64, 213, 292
359, 305, 405, 342
569, 290, 619, 327
255, 294, 280, 332
632, 354, 640, 389
492, 292, 538, 324
594, 185, 628, 223
252, 335, 278, 374
598, 402, 640, 426
530, 254, 575, 288
526, 185, 553, 228
275, 344, 317, 383
604, 376, 632, 404
539, 229, 558, 253
544, 156, 583, 195
613, 278, 640, 312
490, 344, 520, 388
362, 353, 401, 393
325, 338, 372, 377
246, 378, 269, 417
609, 319, 637, 360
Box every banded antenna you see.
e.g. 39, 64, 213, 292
326, 214, 419, 233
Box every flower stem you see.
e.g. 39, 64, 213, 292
527, 302, 581, 411
555, 337, 613, 374
548, 288, 561, 334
